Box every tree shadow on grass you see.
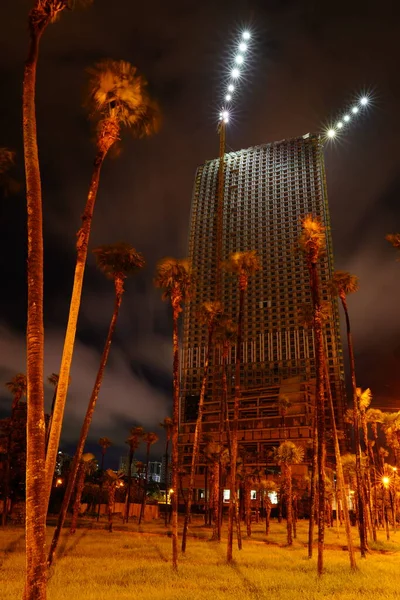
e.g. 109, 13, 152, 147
149, 538, 169, 563
209, 543, 264, 597
0, 532, 25, 568
56, 529, 88, 561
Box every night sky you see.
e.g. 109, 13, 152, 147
0, 0, 399, 467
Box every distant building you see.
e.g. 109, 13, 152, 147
179, 134, 346, 496
148, 461, 162, 483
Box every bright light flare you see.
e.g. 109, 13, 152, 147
231, 68, 240, 78
337, 121, 343, 129
352, 106, 359, 114
382, 476, 390, 488
327, 129, 336, 138
225, 94, 232, 101
242, 31, 251, 40
228, 84, 234, 92
239, 42, 247, 52
360, 96, 369, 105
221, 110, 229, 121
343, 114, 350, 122
235, 54, 244, 65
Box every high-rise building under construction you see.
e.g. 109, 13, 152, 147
179, 133, 345, 494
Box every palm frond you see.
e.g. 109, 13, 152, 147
273, 441, 304, 465
86, 60, 161, 137
386, 233, 400, 250
299, 215, 325, 261
154, 257, 193, 303
93, 243, 145, 280
357, 387, 372, 411
222, 250, 260, 275
330, 270, 359, 297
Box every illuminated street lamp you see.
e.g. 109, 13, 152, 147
382, 475, 390, 488
324, 94, 371, 142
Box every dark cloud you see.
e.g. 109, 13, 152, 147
0, 0, 400, 465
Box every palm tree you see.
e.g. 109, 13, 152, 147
5, 374, 27, 412
45, 60, 160, 506
223, 250, 260, 562
105, 469, 124, 533
366, 408, 385, 468
274, 441, 304, 546
160, 417, 173, 526
386, 233, 400, 252
261, 479, 277, 536
330, 269, 367, 557
139, 432, 159, 524
70, 453, 96, 534
23, 3, 93, 597
155, 257, 193, 569
96, 437, 112, 521
299, 215, 327, 575
124, 426, 144, 523
2, 375, 27, 526
182, 300, 223, 552
48, 243, 145, 567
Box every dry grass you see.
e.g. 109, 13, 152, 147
1, 518, 399, 599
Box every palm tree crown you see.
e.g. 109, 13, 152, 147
99, 437, 112, 453
299, 215, 325, 264
154, 258, 193, 308
93, 243, 145, 290
330, 271, 359, 301
273, 441, 304, 465
87, 59, 161, 152
6, 373, 27, 397
386, 233, 400, 252
223, 250, 260, 289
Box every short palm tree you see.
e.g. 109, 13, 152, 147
182, 300, 223, 552
45, 60, 160, 507
223, 250, 260, 562
3, 374, 27, 527
299, 215, 327, 574
124, 426, 144, 523
366, 408, 385, 468
274, 441, 304, 545
23, 3, 93, 596
139, 432, 159, 524
160, 417, 173, 526
48, 243, 145, 567
104, 469, 124, 533
70, 453, 96, 534
330, 269, 367, 557
6, 374, 27, 412
96, 437, 112, 521
155, 257, 193, 569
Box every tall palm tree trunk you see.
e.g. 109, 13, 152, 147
182, 326, 213, 551
23, 16, 48, 600
45, 138, 117, 507
139, 446, 150, 525
227, 283, 244, 562
324, 367, 356, 569
97, 450, 106, 522
308, 396, 318, 558
285, 464, 293, 546
45, 384, 58, 453
171, 304, 180, 569
70, 463, 85, 534
48, 281, 123, 567
124, 449, 134, 523
340, 295, 367, 557
309, 261, 326, 575
108, 483, 116, 533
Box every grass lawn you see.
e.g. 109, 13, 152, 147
1, 518, 399, 599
